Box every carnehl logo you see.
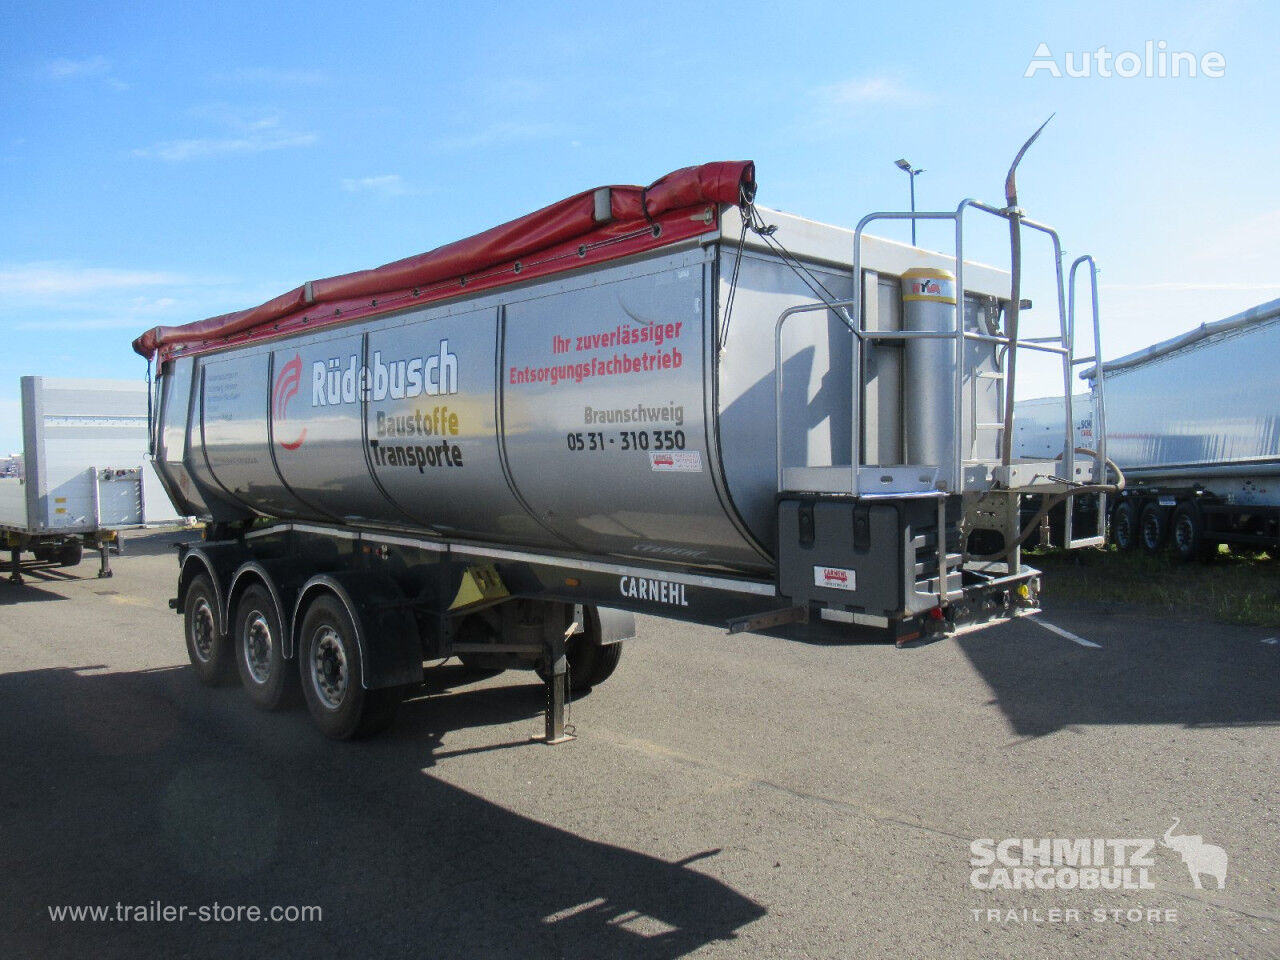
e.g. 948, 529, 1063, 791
814, 566, 856, 591
273, 353, 307, 450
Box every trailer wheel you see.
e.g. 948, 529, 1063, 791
1170, 503, 1214, 563
538, 618, 624, 692
58, 540, 83, 567
1139, 503, 1167, 554
184, 573, 236, 686
298, 594, 400, 739
1112, 501, 1139, 552
570, 634, 622, 690
234, 584, 300, 710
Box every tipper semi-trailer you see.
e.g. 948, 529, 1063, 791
134, 158, 1116, 740
1084, 298, 1280, 561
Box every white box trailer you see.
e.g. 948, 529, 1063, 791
0, 376, 179, 582
1083, 297, 1280, 560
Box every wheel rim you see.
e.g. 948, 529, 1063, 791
242, 610, 273, 685
310, 626, 348, 710
191, 598, 216, 663
1143, 516, 1160, 550
1116, 513, 1132, 546
1174, 514, 1195, 553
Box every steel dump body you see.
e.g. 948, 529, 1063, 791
152, 208, 1008, 582
1079, 298, 1280, 559
1092, 299, 1280, 480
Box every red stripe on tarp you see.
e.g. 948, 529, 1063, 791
133, 161, 754, 360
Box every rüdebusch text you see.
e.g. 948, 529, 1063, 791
313, 341, 458, 406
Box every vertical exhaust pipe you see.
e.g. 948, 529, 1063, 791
999, 115, 1054, 468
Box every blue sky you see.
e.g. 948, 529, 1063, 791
3, 0, 1277, 452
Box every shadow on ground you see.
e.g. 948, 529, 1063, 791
0, 662, 764, 959
957, 615, 1280, 737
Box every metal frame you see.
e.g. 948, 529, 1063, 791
1065, 254, 1107, 547
773, 200, 1106, 594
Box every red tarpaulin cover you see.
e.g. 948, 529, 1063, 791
133, 161, 755, 360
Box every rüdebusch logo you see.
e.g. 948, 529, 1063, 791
912, 279, 943, 297
273, 353, 308, 450
313, 340, 458, 406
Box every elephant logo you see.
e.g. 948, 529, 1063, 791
1161, 818, 1228, 890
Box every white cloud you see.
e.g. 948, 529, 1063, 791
211, 67, 325, 87
341, 174, 413, 198
433, 121, 560, 152
816, 76, 927, 108
132, 113, 317, 161
46, 56, 128, 89
0, 263, 186, 297
0, 263, 239, 332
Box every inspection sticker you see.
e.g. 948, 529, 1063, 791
649, 451, 702, 473
815, 566, 857, 591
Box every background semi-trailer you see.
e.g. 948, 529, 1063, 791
1085, 298, 1280, 560
1, 376, 180, 582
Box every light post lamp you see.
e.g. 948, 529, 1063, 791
895, 158, 924, 245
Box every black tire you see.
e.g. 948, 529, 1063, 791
1139, 503, 1167, 554
570, 635, 622, 691
1170, 502, 1215, 563
298, 594, 400, 739
1112, 501, 1139, 552
538, 614, 623, 692
184, 573, 236, 686
233, 583, 300, 710
58, 540, 83, 567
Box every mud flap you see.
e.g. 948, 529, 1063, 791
296, 572, 423, 691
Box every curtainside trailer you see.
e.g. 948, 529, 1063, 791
134, 158, 1115, 740
1085, 298, 1280, 561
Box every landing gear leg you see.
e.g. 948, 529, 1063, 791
8, 546, 22, 585
542, 620, 576, 745
97, 540, 113, 578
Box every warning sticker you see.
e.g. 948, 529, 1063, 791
649, 451, 702, 473
814, 566, 857, 591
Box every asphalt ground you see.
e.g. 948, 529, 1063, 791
1, 529, 1276, 959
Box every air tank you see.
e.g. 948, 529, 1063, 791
900, 267, 958, 477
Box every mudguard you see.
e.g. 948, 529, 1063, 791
594, 606, 636, 646
292, 571, 422, 691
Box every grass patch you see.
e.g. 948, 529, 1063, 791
1026, 545, 1280, 627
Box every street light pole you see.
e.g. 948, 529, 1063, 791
895, 158, 924, 245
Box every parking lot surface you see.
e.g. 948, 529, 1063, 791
1, 530, 1276, 958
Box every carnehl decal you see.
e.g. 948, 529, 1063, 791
814, 565, 857, 591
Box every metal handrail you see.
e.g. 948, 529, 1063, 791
1066, 254, 1107, 546
773, 200, 1098, 589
